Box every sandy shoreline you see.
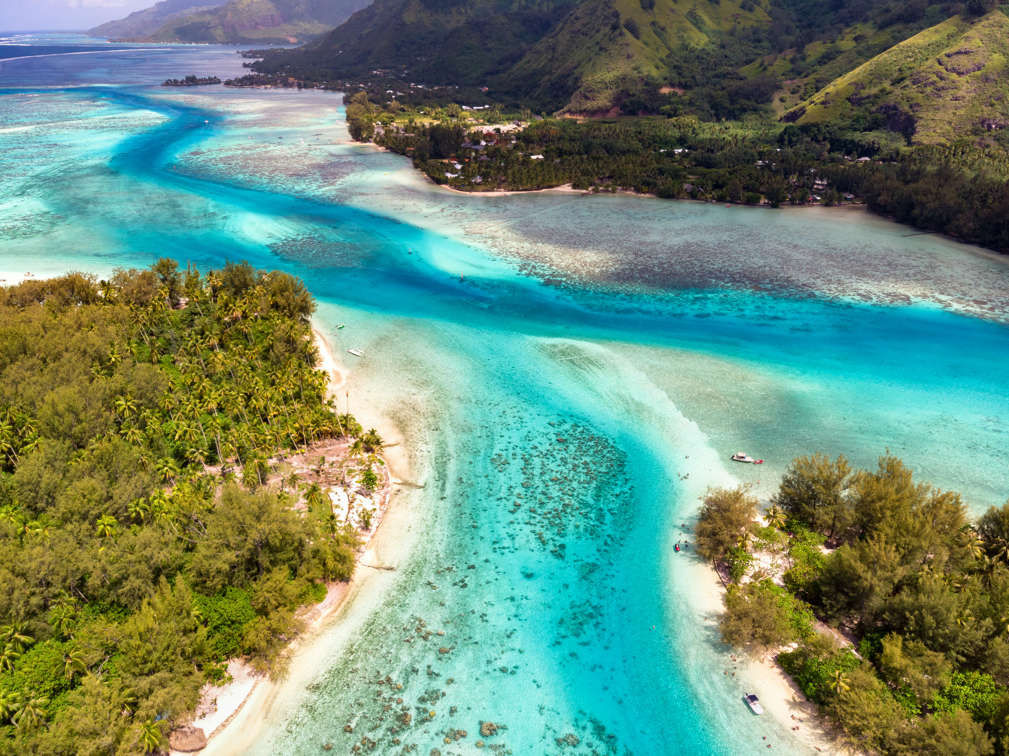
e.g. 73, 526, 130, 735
436, 181, 587, 198
178, 324, 414, 755
692, 561, 853, 755
434, 179, 869, 208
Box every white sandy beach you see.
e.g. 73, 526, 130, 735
688, 536, 855, 755
188, 325, 416, 756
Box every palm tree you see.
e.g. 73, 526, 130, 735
361, 428, 384, 453
0, 420, 15, 466
184, 446, 207, 466
764, 505, 787, 530
114, 395, 138, 421
139, 720, 164, 754
120, 688, 140, 717
961, 527, 985, 561
0, 624, 33, 653
151, 492, 177, 527
0, 506, 21, 531
23, 520, 49, 540
48, 596, 78, 637
0, 690, 19, 724
304, 483, 328, 513
156, 457, 181, 483
832, 670, 849, 696
64, 648, 86, 681
96, 514, 119, 539
121, 424, 146, 445
0, 644, 20, 673
14, 696, 48, 730
127, 497, 151, 524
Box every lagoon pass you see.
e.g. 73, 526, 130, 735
2, 36, 1009, 755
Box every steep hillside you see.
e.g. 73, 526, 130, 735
502, 0, 772, 113
253, 0, 580, 85
140, 0, 371, 43
787, 11, 1009, 143
89, 0, 222, 40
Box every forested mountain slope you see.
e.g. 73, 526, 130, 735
100, 0, 372, 44
89, 0, 222, 40
502, 0, 773, 113
253, 0, 582, 84
253, 0, 983, 117
787, 10, 1009, 144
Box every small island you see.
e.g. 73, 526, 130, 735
0, 261, 391, 754
698, 454, 1009, 754
163, 75, 222, 87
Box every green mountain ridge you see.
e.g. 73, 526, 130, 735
256, 0, 581, 85
787, 10, 1009, 143
98, 0, 373, 44
504, 0, 773, 113
252, 0, 1009, 146
89, 0, 223, 40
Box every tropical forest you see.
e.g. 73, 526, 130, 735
0, 261, 373, 754
698, 455, 1009, 755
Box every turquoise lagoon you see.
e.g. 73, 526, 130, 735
2, 40, 1009, 755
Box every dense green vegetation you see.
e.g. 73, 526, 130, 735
244, 0, 1009, 254
250, 0, 581, 91
345, 91, 1009, 251
0, 262, 366, 754
789, 11, 1009, 145
699, 453, 1009, 754
253, 0, 978, 116
162, 75, 222, 87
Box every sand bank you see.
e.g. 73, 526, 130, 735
436, 181, 587, 198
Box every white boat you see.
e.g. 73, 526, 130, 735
347, 348, 364, 357
744, 693, 764, 715
731, 452, 764, 465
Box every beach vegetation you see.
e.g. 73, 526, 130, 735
721, 579, 815, 650
0, 262, 369, 753
782, 525, 827, 596
695, 485, 757, 565
718, 451, 1009, 754
773, 453, 854, 545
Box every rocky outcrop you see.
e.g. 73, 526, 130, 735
169, 726, 208, 752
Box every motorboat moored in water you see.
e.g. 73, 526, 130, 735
744, 693, 764, 715
731, 452, 764, 464
347, 348, 364, 357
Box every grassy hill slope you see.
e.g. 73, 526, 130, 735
787, 10, 1009, 143
144, 0, 372, 43
89, 0, 223, 40
503, 0, 772, 113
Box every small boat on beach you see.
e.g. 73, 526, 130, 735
347, 348, 364, 357
731, 452, 764, 464
744, 694, 764, 715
